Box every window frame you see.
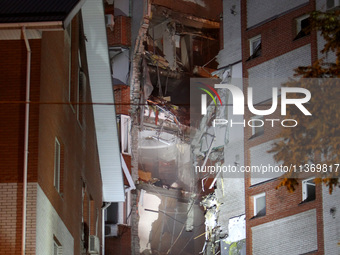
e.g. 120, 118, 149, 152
295, 14, 310, 40
249, 35, 261, 59
253, 192, 266, 217
302, 177, 316, 202
326, 0, 339, 10
53, 236, 62, 255
120, 115, 131, 155
67, 22, 76, 112
54, 138, 61, 193
77, 70, 86, 126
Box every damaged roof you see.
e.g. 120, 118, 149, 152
0, 0, 85, 27
150, 5, 220, 30
152, 0, 222, 22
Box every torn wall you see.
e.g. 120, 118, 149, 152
129, 1, 222, 254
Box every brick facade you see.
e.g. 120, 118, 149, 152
107, 16, 132, 47
105, 226, 131, 255
241, 0, 317, 77
114, 85, 131, 116
240, 0, 325, 254
0, 39, 41, 183
0, 183, 36, 255
0, 13, 103, 255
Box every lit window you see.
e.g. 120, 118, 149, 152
251, 115, 264, 138
249, 35, 261, 60
253, 193, 266, 217
295, 15, 310, 40
54, 138, 61, 192
302, 178, 316, 202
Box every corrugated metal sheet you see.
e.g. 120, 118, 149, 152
82, 0, 125, 202
0, 0, 80, 23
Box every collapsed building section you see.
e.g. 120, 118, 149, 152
129, 0, 222, 254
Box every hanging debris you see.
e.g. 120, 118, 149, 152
200, 192, 222, 255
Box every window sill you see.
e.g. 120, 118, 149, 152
299, 198, 315, 205
293, 33, 310, 41
246, 54, 262, 62
250, 214, 266, 220
249, 177, 278, 188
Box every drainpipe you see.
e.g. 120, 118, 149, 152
21, 26, 31, 255
101, 202, 111, 255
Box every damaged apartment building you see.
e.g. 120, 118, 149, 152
107, 0, 223, 254
105, 0, 339, 254
189, 0, 340, 255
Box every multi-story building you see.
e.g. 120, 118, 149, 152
0, 0, 124, 254
103, 1, 134, 254
210, 0, 340, 254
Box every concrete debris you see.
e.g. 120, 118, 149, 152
129, 0, 222, 254
200, 192, 222, 255
185, 194, 196, 231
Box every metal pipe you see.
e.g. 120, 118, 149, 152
21, 26, 31, 255
101, 202, 111, 255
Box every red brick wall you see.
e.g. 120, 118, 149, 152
0, 14, 104, 255
37, 16, 103, 254
241, 0, 317, 77
0, 38, 40, 254
0, 39, 41, 183
245, 178, 324, 254
104, 3, 114, 15
107, 16, 132, 47
105, 226, 131, 255
241, 1, 323, 253
0, 183, 37, 255
114, 84, 131, 115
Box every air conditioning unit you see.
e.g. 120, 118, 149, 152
88, 235, 100, 254
327, 0, 340, 9
105, 14, 114, 31
105, 224, 118, 237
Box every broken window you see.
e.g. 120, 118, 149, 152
295, 15, 310, 40
302, 178, 316, 202
253, 193, 266, 217
248, 35, 261, 60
